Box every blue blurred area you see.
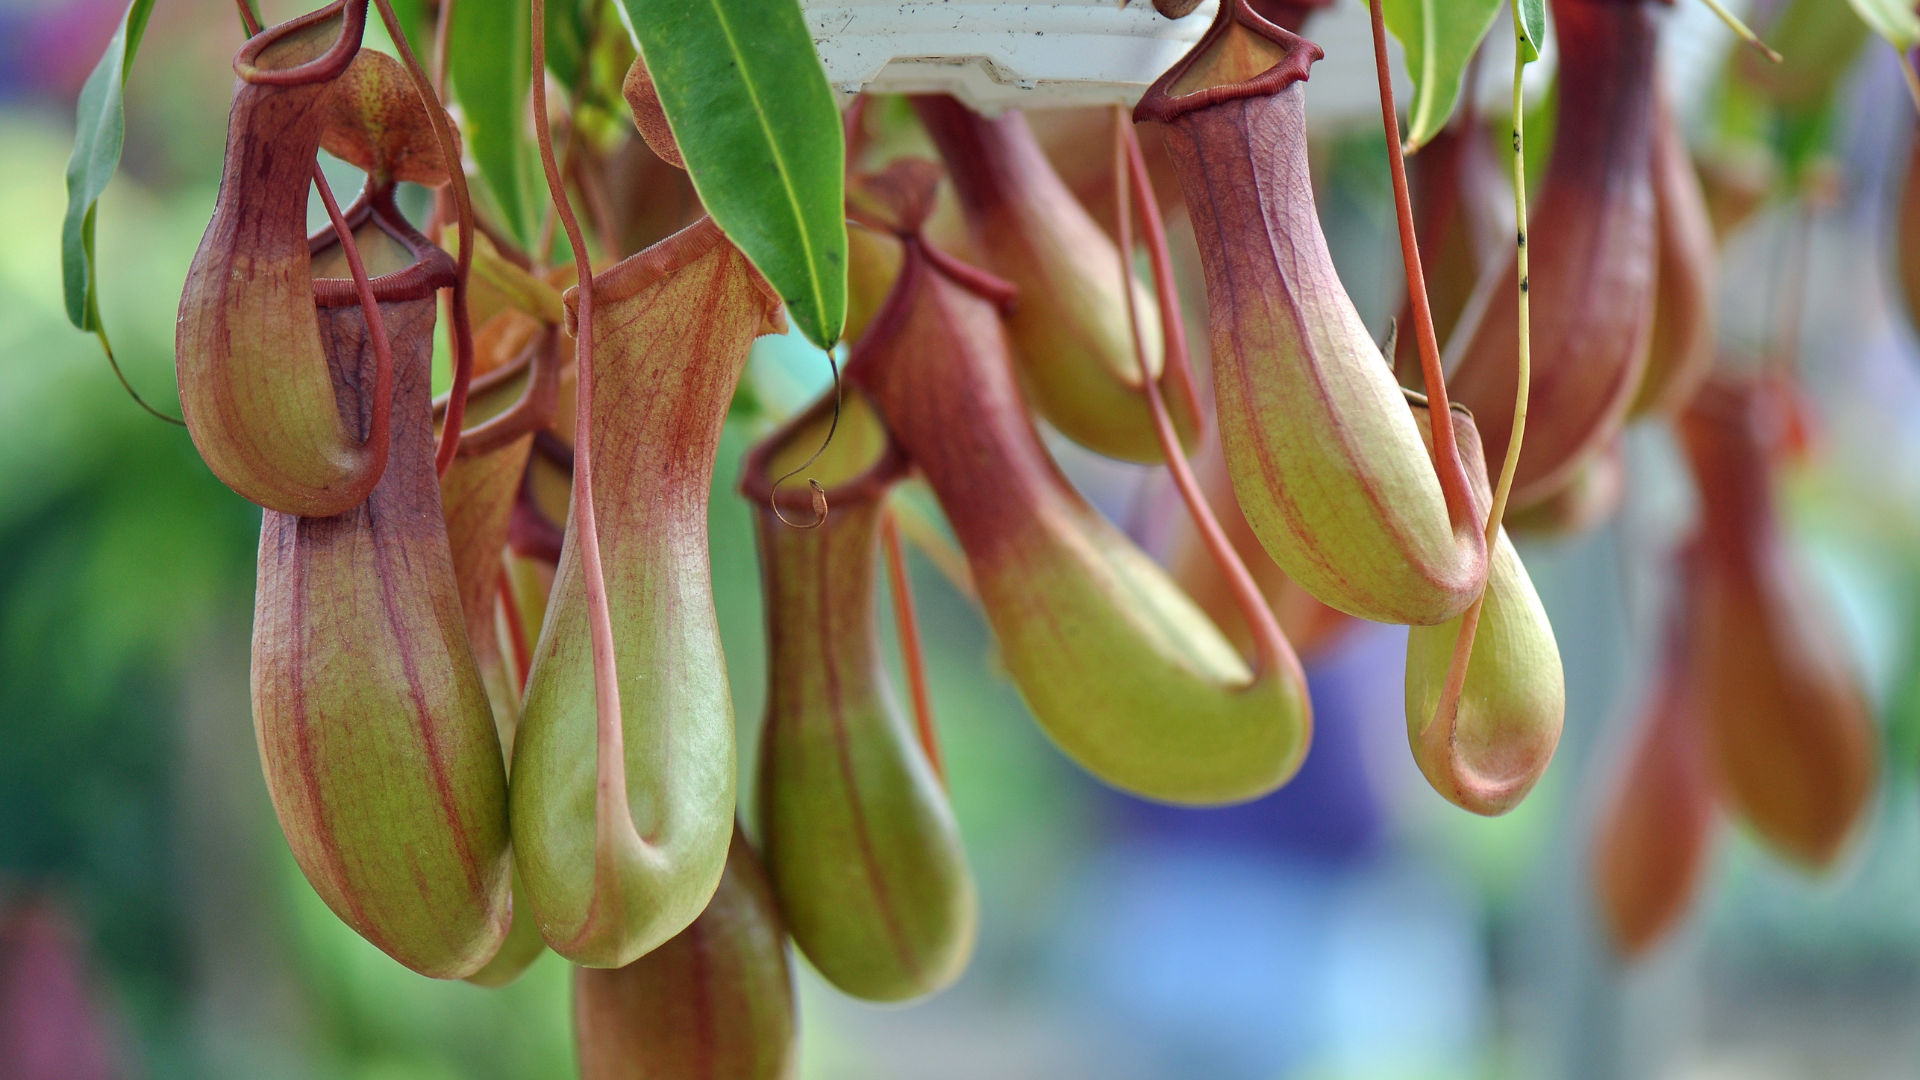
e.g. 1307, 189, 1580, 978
1052, 627, 1487, 1080
1105, 627, 1398, 866
14, 1, 1920, 1077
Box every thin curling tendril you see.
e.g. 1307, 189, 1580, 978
770, 341, 846, 530
97, 328, 185, 425
87, 35, 189, 435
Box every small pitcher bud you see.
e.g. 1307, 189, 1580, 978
1403, 400, 1565, 816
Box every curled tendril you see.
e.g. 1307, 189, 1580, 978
769, 349, 843, 530
770, 479, 829, 531
98, 329, 185, 425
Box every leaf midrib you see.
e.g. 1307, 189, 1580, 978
701, 0, 826, 336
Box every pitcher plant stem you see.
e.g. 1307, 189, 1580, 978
1112, 106, 1294, 678
882, 512, 945, 785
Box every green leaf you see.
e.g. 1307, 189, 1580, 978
1515, 0, 1546, 63
1383, 0, 1504, 151
616, 0, 847, 349
62, 0, 154, 332
453, 0, 541, 248
544, 0, 594, 89
1844, 0, 1920, 48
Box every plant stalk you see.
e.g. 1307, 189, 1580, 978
530, 0, 636, 880
881, 512, 944, 785
1112, 106, 1291, 678
1368, 0, 1478, 534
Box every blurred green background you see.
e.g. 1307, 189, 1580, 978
11, 0, 1920, 1077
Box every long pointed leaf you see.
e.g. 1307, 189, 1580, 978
616, 0, 846, 349
1384, 0, 1504, 151
453, 0, 541, 248
62, 0, 155, 332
